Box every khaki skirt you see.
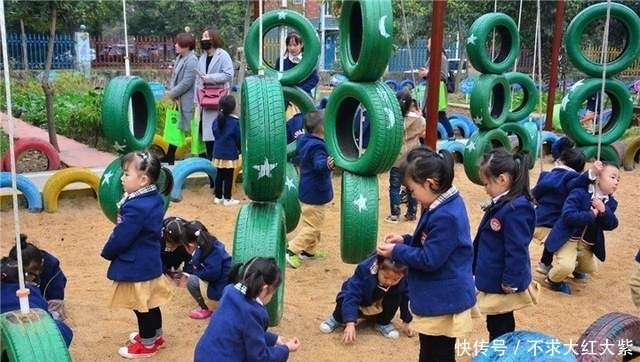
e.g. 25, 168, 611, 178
411, 308, 473, 338
476, 281, 540, 316
213, 159, 238, 169
109, 275, 174, 312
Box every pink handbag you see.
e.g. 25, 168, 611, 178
198, 86, 228, 110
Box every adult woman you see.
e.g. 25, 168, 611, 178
195, 26, 234, 161
163, 32, 198, 165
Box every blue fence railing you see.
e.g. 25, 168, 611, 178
4, 33, 75, 69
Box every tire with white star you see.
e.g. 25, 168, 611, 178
0, 172, 43, 213
325, 80, 403, 176
471, 330, 577, 362
466, 13, 520, 74
575, 312, 640, 361
169, 157, 218, 202
463, 129, 511, 185
504, 72, 539, 124
277, 162, 301, 233
0, 308, 72, 362
578, 145, 621, 166
42, 167, 100, 213
241, 76, 287, 202
559, 78, 633, 146
565, 2, 640, 78
232, 202, 286, 326
499, 123, 536, 169
470, 74, 511, 130
244, 10, 320, 86
340, 170, 378, 264
101, 76, 157, 154
339, 0, 394, 82
98, 157, 170, 224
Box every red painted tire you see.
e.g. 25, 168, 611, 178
3, 138, 60, 172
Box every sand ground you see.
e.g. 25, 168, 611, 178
1, 157, 640, 362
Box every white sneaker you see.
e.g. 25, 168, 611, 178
223, 199, 240, 206
536, 262, 551, 275
213, 197, 223, 205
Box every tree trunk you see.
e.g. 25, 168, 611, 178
42, 2, 59, 152
20, 19, 28, 71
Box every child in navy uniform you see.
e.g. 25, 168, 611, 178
286, 110, 335, 269
211, 95, 241, 206
183, 220, 232, 320
275, 31, 319, 96
545, 162, 619, 295
160, 216, 193, 277
9, 233, 67, 320
194, 257, 300, 362
101, 150, 174, 359
473, 148, 538, 342
377, 147, 476, 362
319, 254, 413, 342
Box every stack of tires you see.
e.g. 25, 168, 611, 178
324, 1, 403, 263
559, 3, 639, 165
237, 9, 322, 326
463, 12, 539, 185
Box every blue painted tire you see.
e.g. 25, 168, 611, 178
437, 122, 447, 140
0, 172, 43, 213
398, 79, 415, 91
450, 118, 472, 138
437, 140, 466, 163
384, 79, 398, 91
170, 157, 217, 202
472, 330, 577, 362
542, 131, 560, 147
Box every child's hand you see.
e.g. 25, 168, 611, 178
376, 242, 395, 258
401, 322, 415, 337
591, 160, 603, 176
383, 233, 403, 244
327, 156, 335, 170
285, 337, 301, 352
591, 198, 605, 214
342, 322, 357, 343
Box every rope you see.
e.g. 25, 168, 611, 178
400, 0, 417, 86
258, 0, 264, 75
595, 0, 613, 161
122, 0, 130, 76
0, 0, 30, 313
277, 0, 287, 78
532, 0, 545, 173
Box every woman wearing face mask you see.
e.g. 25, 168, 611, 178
195, 26, 234, 171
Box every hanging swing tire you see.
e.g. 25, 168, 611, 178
244, 9, 320, 86
340, 171, 378, 264
0, 308, 72, 362
576, 312, 640, 361
241, 76, 287, 202
499, 122, 537, 169
504, 72, 539, 123
565, 2, 640, 78
560, 78, 633, 146
470, 74, 511, 130
42, 167, 100, 213
466, 12, 521, 74
622, 136, 640, 171
170, 157, 217, 202
324, 81, 403, 176
282, 86, 316, 116
339, 0, 394, 82
3, 138, 60, 172
578, 145, 621, 165
0, 172, 43, 213
277, 162, 301, 233
232, 202, 286, 326
101, 76, 157, 154
463, 129, 512, 185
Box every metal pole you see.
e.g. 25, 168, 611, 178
319, 1, 326, 71
424, 0, 446, 149
544, 0, 564, 131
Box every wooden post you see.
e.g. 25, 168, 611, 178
424, 0, 447, 149
545, 0, 564, 131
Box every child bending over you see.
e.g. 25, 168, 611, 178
160, 216, 193, 278
319, 254, 414, 342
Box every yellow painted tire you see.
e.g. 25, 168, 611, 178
622, 136, 640, 171
42, 167, 100, 213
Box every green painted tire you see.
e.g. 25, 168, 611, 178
282, 86, 316, 115
101, 76, 156, 154
622, 136, 640, 171
340, 171, 378, 264
325, 81, 403, 176
560, 78, 633, 146
241, 76, 287, 202
339, 0, 394, 82
466, 13, 521, 74
504, 72, 539, 123
277, 162, 301, 233
232, 202, 286, 326
470, 74, 511, 130
244, 10, 320, 86
0, 308, 71, 362
42, 167, 99, 213
499, 122, 537, 169
565, 2, 640, 78
98, 157, 170, 224
578, 145, 621, 166
463, 129, 512, 185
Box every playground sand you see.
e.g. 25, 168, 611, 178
2, 159, 640, 362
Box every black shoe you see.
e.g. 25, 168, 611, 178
159, 156, 175, 165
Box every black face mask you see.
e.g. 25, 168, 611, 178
201, 40, 212, 50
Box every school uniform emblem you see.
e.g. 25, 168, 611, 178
490, 218, 501, 231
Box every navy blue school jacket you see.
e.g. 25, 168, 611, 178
296, 133, 333, 205
473, 195, 536, 293
190, 241, 233, 301
532, 167, 591, 227
39, 250, 67, 301
212, 114, 241, 161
